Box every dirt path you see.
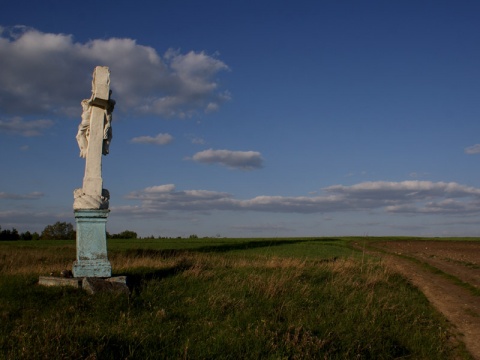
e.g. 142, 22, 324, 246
352, 240, 480, 360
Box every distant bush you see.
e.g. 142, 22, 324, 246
40, 222, 75, 240
0, 226, 20, 241
0, 226, 39, 241
20, 231, 32, 240
108, 230, 138, 239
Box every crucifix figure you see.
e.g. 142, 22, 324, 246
72, 66, 114, 278
74, 66, 115, 210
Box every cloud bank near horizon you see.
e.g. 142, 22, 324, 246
0, 191, 44, 200
3, 180, 480, 234
0, 25, 230, 120
119, 180, 480, 216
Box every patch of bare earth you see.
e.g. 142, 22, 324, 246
355, 240, 480, 360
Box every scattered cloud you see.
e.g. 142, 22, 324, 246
191, 136, 206, 145
121, 180, 480, 216
0, 26, 230, 118
0, 117, 53, 136
130, 133, 173, 145
145, 184, 176, 193
205, 102, 219, 113
190, 149, 264, 170
465, 144, 480, 154
0, 191, 44, 200
124, 185, 233, 212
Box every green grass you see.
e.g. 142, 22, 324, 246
0, 237, 472, 359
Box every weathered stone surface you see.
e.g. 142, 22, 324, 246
82, 277, 129, 295
72, 209, 111, 278
106, 276, 127, 284
38, 276, 82, 288
72, 66, 115, 278
39, 275, 129, 295
91, 66, 110, 103
74, 66, 115, 211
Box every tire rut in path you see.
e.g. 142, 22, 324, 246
358, 244, 480, 360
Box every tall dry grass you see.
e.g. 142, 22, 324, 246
0, 241, 468, 359
0, 245, 75, 275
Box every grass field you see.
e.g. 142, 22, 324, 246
0, 237, 472, 359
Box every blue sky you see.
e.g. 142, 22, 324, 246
2, 1, 480, 237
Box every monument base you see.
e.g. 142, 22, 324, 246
73, 260, 112, 278
73, 209, 111, 278
39, 276, 129, 295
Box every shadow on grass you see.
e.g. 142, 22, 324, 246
119, 238, 338, 292
195, 238, 339, 253
122, 258, 194, 294
120, 238, 341, 293
121, 238, 341, 260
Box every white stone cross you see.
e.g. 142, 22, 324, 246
72, 66, 114, 278
74, 66, 115, 210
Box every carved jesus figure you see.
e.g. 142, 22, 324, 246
76, 98, 92, 158
74, 66, 114, 211
76, 91, 115, 158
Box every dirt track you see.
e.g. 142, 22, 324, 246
355, 240, 480, 360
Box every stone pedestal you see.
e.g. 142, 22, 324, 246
73, 210, 111, 278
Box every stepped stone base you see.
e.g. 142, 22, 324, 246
39, 276, 82, 288
38, 276, 128, 295
73, 259, 112, 278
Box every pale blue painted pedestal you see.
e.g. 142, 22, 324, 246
73, 210, 112, 278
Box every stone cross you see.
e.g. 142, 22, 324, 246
74, 66, 114, 210
72, 66, 114, 278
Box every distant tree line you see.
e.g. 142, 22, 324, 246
0, 222, 73, 241
0, 222, 140, 241
107, 230, 138, 239
0, 226, 40, 241
2, 223, 210, 241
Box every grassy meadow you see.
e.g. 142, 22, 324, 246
0, 237, 471, 359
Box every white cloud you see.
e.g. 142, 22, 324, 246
205, 102, 219, 113
191, 149, 264, 170
324, 181, 480, 199
144, 184, 176, 193
0, 117, 53, 136
0, 191, 44, 200
0, 26, 230, 118
125, 185, 233, 212
465, 144, 480, 154
130, 133, 173, 145
121, 180, 480, 216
